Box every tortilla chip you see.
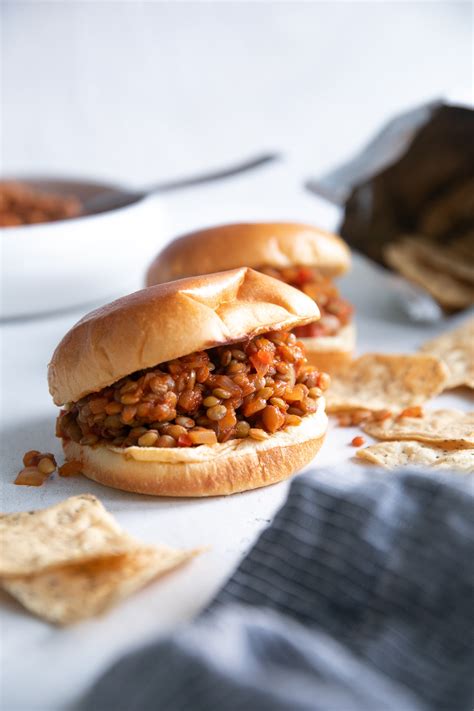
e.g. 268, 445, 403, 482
2, 546, 198, 625
384, 239, 474, 309
362, 409, 474, 448
0, 495, 136, 577
398, 237, 474, 284
326, 353, 448, 414
420, 319, 474, 389
356, 441, 474, 472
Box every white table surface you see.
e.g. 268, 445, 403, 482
1, 166, 472, 711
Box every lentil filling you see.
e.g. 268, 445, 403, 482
259, 266, 353, 338
0, 182, 82, 227
57, 330, 330, 449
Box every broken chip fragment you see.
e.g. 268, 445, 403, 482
362, 409, 474, 449
0, 495, 135, 577
2, 546, 198, 626
0, 495, 200, 624
420, 319, 474, 390
325, 353, 448, 414
356, 441, 474, 473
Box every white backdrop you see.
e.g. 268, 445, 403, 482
2, 1, 472, 186
1, 6, 473, 709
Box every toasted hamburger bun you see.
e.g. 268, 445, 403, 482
49, 267, 320, 406
145, 223, 354, 370
49, 268, 327, 496
301, 323, 355, 375
146, 222, 350, 287
63, 402, 327, 497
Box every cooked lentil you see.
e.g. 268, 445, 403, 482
138, 431, 159, 447
22, 450, 41, 467
15, 467, 46, 487
58, 460, 83, 477
37, 457, 57, 475
249, 428, 269, 441
57, 330, 329, 449
259, 265, 353, 337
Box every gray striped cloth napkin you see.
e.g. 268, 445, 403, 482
82, 468, 474, 711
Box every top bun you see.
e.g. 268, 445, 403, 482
146, 222, 350, 286
48, 267, 320, 405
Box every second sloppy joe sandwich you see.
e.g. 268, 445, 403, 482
146, 222, 354, 373
49, 268, 329, 497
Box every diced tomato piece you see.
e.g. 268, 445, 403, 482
257, 350, 272, 364
398, 406, 424, 419
293, 322, 326, 338
250, 352, 271, 376
294, 267, 314, 286
177, 433, 193, 447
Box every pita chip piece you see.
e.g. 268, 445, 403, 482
1, 545, 199, 625
362, 409, 474, 449
356, 441, 474, 472
326, 353, 448, 414
420, 319, 474, 390
0, 494, 136, 577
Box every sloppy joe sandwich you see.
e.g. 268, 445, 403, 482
146, 222, 354, 373
49, 268, 329, 497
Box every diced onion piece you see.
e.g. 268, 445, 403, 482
188, 430, 218, 445
177, 433, 193, 447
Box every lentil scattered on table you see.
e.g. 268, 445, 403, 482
15, 451, 57, 486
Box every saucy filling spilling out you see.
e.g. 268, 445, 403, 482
57, 330, 330, 449
259, 266, 353, 338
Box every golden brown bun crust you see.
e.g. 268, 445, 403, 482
305, 350, 353, 376
63, 435, 325, 497
146, 222, 351, 286
48, 267, 320, 406
300, 323, 356, 375
62, 407, 327, 497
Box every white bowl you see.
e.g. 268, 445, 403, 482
0, 178, 168, 319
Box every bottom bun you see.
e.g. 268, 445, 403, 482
62, 402, 327, 497
301, 323, 355, 375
